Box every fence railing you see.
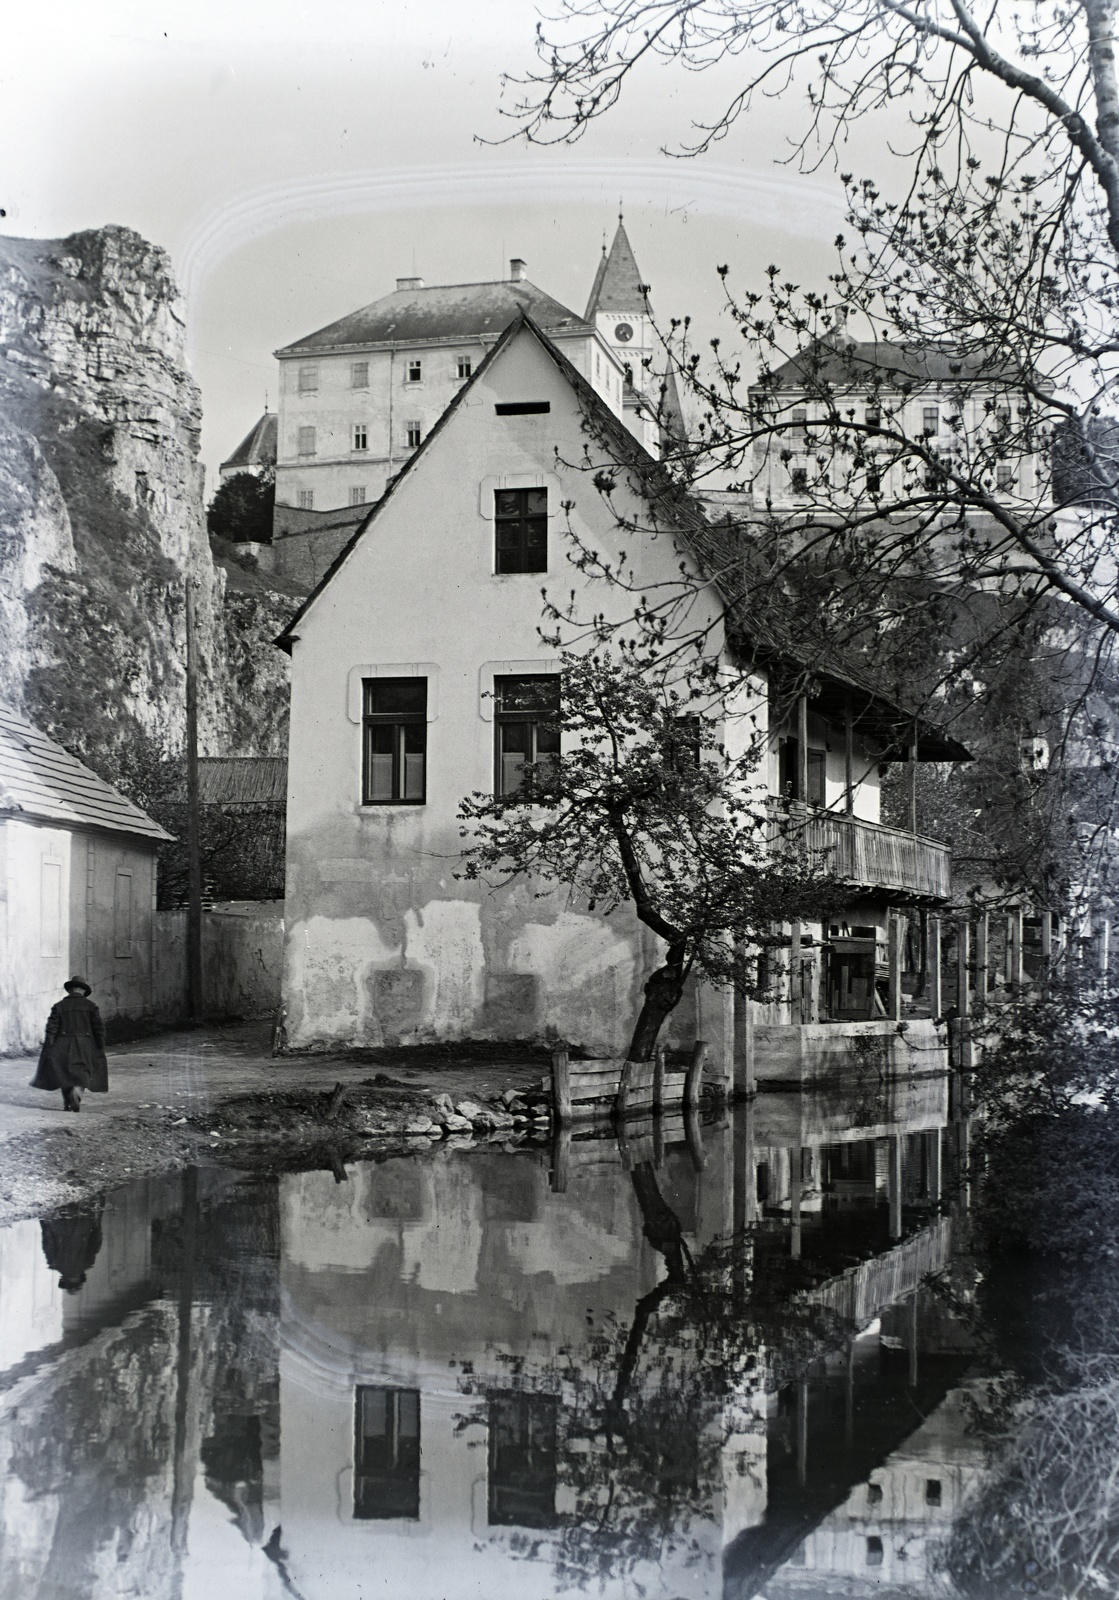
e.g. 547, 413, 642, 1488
775, 804, 952, 899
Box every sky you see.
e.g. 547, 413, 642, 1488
1, 1, 867, 489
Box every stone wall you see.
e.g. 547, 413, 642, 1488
152, 900, 283, 1026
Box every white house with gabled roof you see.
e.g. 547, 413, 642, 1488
276, 313, 966, 1073
0, 705, 172, 1051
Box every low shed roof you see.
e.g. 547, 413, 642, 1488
0, 705, 173, 842
198, 756, 287, 805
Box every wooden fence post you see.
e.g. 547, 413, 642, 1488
929, 916, 942, 1020
551, 1048, 572, 1126
653, 1043, 666, 1114
685, 1040, 708, 1112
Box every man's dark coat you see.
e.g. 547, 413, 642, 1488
32, 993, 109, 1093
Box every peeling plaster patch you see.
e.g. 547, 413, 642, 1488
507, 913, 638, 1054
401, 899, 486, 1037
284, 915, 398, 1047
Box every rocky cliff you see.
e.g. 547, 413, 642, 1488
0, 226, 293, 776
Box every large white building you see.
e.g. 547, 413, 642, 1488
275, 310, 966, 1070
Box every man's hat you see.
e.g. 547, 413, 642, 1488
63, 976, 92, 996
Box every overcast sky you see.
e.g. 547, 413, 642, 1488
3, 1, 865, 488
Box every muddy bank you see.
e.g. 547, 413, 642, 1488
0, 1031, 556, 1228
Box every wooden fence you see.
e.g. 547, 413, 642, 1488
551, 1040, 708, 1125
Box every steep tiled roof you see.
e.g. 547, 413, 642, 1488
585, 222, 648, 318
0, 705, 173, 841
198, 756, 287, 805
275, 280, 593, 357
275, 314, 969, 763
220, 412, 277, 474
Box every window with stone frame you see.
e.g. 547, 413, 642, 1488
351, 361, 369, 389
406, 358, 422, 384
297, 426, 316, 457
494, 487, 547, 573
494, 675, 560, 796
297, 365, 318, 394
352, 423, 368, 451
405, 420, 422, 449
297, 489, 314, 510
362, 678, 427, 804
487, 1392, 558, 1528
456, 354, 473, 379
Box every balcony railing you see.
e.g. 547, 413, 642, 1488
775, 803, 952, 900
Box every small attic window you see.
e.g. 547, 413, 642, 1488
495, 401, 550, 416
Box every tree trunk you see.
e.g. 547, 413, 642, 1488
617, 941, 688, 1103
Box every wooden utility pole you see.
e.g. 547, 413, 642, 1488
844, 696, 855, 815
185, 576, 203, 1024
908, 725, 919, 834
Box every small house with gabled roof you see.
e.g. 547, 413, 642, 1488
0, 705, 172, 1051
276, 314, 967, 1074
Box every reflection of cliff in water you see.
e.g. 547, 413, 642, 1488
0, 1063, 987, 1599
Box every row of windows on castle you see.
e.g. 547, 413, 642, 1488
292, 355, 474, 395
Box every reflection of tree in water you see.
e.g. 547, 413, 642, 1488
464, 1160, 854, 1592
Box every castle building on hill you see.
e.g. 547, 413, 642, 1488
269, 222, 682, 523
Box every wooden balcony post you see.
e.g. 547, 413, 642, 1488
956, 921, 971, 1017
974, 912, 989, 1006
797, 693, 809, 805
929, 916, 943, 1018
844, 695, 855, 816
1098, 915, 1112, 982
789, 921, 802, 1023
1040, 908, 1052, 969
888, 913, 905, 1022
908, 726, 919, 834
1007, 909, 1024, 991
790, 1146, 803, 1259
888, 1135, 903, 1240
927, 1128, 943, 1205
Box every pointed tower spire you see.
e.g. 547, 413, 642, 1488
585, 217, 648, 320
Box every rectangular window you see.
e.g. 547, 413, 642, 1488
791, 407, 807, 442
495, 675, 560, 796
298, 489, 314, 510
456, 354, 472, 379
363, 678, 427, 804
779, 736, 799, 800
297, 365, 318, 394
997, 462, 1015, 490
406, 358, 422, 384
494, 487, 547, 573
354, 1387, 420, 1520
40, 859, 62, 959
350, 486, 366, 506
926, 1478, 943, 1506
487, 1392, 558, 1528
789, 466, 809, 495
865, 407, 881, 429
297, 426, 316, 457
351, 361, 369, 389
114, 870, 132, 958
495, 401, 550, 416
922, 405, 940, 436
352, 423, 368, 451
667, 714, 701, 772
807, 749, 826, 808
405, 420, 422, 449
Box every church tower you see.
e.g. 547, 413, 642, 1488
585, 217, 685, 457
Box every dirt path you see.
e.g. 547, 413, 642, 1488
0, 1021, 553, 1227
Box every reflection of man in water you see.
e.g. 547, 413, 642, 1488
41, 1208, 104, 1294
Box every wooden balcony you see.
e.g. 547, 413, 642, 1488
777, 804, 952, 900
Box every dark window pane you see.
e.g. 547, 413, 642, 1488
365, 678, 427, 716
365, 725, 395, 802
535, 721, 561, 757
488, 1393, 557, 1528
807, 749, 826, 807
525, 488, 547, 515
354, 1387, 421, 1520
495, 490, 522, 517
497, 676, 560, 714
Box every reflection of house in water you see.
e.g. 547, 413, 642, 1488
275, 1077, 979, 1600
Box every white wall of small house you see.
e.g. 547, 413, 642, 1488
276, 328, 629, 515
0, 818, 158, 1053
768, 708, 882, 823
282, 323, 742, 1062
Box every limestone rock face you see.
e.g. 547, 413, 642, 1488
0, 226, 290, 773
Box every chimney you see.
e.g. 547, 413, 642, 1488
509, 258, 527, 283
396, 276, 424, 291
